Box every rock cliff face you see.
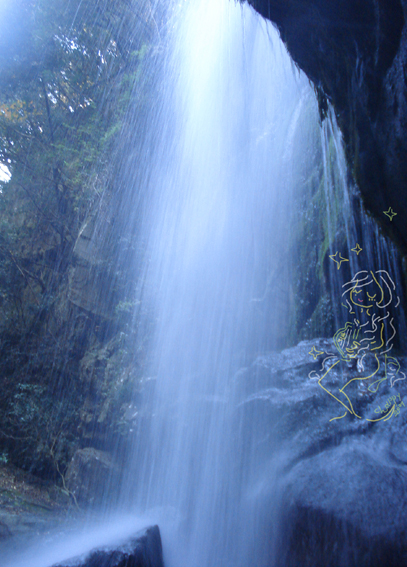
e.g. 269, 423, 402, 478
246, 0, 407, 252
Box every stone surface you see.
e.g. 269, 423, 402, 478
0, 462, 77, 563
68, 213, 119, 318
0, 520, 12, 540
279, 445, 407, 566
65, 448, 120, 507
245, 0, 407, 253
234, 338, 407, 565
51, 526, 164, 567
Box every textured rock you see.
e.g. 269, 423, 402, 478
279, 445, 407, 566
0, 521, 12, 541
69, 214, 118, 318
51, 525, 164, 567
234, 339, 407, 565
65, 448, 120, 506
245, 0, 407, 252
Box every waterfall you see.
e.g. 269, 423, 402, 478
3, 1, 406, 567
321, 108, 406, 348
119, 1, 319, 565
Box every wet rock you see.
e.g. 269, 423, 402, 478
247, 0, 407, 252
235, 339, 407, 565
0, 462, 75, 561
75, 333, 148, 449
51, 525, 164, 567
235, 338, 407, 445
279, 443, 407, 566
65, 448, 120, 507
0, 521, 12, 540
68, 214, 119, 318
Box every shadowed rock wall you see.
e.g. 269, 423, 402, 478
246, 0, 407, 252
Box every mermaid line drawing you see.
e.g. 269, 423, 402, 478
309, 270, 405, 421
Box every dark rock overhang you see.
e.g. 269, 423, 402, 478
245, 0, 407, 253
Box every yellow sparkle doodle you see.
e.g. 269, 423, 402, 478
329, 252, 349, 270
351, 243, 363, 255
310, 269, 405, 422
309, 346, 324, 360
384, 207, 397, 221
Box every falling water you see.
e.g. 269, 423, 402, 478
3, 1, 405, 567
119, 1, 319, 566
321, 108, 406, 346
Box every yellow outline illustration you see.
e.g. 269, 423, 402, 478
351, 243, 363, 255
383, 207, 397, 221
329, 252, 349, 270
310, 268, 405, 422
309, 346, 324, 360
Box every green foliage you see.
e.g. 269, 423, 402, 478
0, 0, 160, 334
0, 0, 164, 479
0, 0, 156, 229
0, 377, 81, 477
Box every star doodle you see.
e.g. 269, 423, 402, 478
329, 252, 349, 270
351, 243, 363, 255
309, 346, 324, 360
384, 207, 397, 221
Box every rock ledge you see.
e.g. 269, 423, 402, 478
51, 525, 164, 567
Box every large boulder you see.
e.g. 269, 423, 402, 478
51, 526, 164, 567
279, 444, 407, 566
234, 339, 407, 565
